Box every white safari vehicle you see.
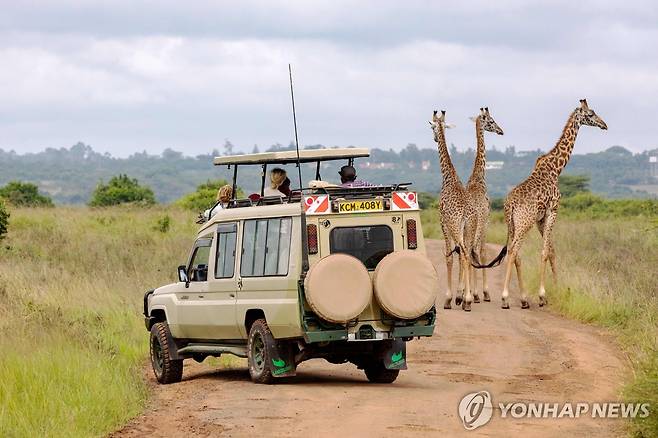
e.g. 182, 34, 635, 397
144, 148, 439, 384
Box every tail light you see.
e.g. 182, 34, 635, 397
307, 224, 318, 254
406, 219, 418, 249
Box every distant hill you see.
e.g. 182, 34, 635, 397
1, 142, 656, 204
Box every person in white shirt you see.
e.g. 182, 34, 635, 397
200, 184, 233, 222
263, 168, 287, 197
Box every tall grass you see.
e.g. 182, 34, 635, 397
423, 208, 658, 437
0, 207, 197, 437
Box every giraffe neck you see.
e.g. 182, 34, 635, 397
534, 110, 581, 180
435, 125, 459, 187
468, 117, 486, 187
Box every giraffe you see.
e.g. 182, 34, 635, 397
478, 99, 607, 309
429, 110, 476, 311
465, 107, 504, 303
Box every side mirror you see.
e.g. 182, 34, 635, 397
178, 265, 189, 287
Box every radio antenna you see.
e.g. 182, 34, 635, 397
288, 64, 303, 190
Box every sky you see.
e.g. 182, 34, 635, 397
1, 1, 657, 157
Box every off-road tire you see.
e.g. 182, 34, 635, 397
364, 361, 400, 384
150, 322, 183, 384
247, 319, 276, 384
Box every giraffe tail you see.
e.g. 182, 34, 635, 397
471, 246, 507, 269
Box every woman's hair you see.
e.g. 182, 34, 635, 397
270, 168, 287, 189
216, 184, 233, 203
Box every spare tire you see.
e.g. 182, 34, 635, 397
304, 254, 372, 324
373, 251, 438, 319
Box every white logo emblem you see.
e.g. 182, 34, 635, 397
459, 390, 493, 430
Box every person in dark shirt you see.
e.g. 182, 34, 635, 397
339, 165, 372, 188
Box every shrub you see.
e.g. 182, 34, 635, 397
89, 175, 156, 207
558, 174, 590, 198
153, 215, 171, 233
0, 199, 9, 240
490, 197, 505, 211
176, 179, 241, 211
0, 181, 53, 207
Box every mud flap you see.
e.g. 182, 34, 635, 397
382, 338, 407, 370
266, 340, 297, 378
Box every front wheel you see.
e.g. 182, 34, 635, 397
150, 322, 183, 384
247, 319, 276, 384
364, 361, 400, 384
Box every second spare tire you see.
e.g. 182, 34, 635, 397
373, 250, 439, 319
304, 254, 372, 324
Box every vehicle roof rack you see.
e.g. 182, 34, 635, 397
213, 147, 369, 166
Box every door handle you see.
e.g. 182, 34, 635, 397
229, 293, 236, 298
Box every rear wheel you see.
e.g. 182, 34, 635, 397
150, 322, 183, 384
364, 361, 400, 384
247, 319, 276, 384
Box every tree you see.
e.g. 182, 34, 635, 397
0, 199, 8, 240
89, 174, 156, 206
0, 181, 53, 207
223, 139, 234, 156
176, 179, 242, 211
559, 174, 590, 198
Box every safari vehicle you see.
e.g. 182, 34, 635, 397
144, 148, 439, 384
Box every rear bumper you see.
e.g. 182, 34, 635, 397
302, 323, 436, 343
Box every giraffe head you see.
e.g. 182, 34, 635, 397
477, 107, 504, 135
429, 110, 453, 142
574, 99, 608, 130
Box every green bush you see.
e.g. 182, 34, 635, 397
490, 197, 505, 211
176, 179, 240, 211
561, 193, 658, 218
89, 175, 155, 207
0, 199, 8, 240
558, 174, 590, 198
153, 215, 171, 233
417, 192, 438, 210
0, 181, 53, 207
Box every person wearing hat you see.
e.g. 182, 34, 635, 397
339, 165, 373, 188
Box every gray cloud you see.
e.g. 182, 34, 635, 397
0, 1, 657, 156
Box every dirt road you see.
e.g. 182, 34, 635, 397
114, 240, 628, 437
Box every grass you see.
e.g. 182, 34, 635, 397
0, 206, 200, 437
423, 208, 658, 437
1, 204, 655, 436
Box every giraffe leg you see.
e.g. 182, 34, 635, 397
537, 210, 558, 307
471, 262, 480, 303
501, 250, 515, 309
455, 259, 464, 306
516, 255, 530, 309
443, 238, 454, 309
481, 244, 490, 302
461, 251, 474, 312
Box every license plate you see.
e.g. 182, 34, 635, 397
338, 199, 383, 213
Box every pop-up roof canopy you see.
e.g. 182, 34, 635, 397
213, 147, 369, 166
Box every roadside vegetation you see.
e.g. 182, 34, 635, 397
0, 181, 54, 207
422, 186, 658, 437
0, 207, 198, 436
89, 174, 156, 207
176, 179, 238, 211
0, 199, 8, 239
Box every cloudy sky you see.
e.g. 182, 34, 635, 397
1, 1, 657, 156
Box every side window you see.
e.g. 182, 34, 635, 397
215, 223, 237, 279
189, 238, 212, 282
241, 217, 292, 277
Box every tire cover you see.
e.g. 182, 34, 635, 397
373, 250, 439, 319
304, 254, 372, 324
